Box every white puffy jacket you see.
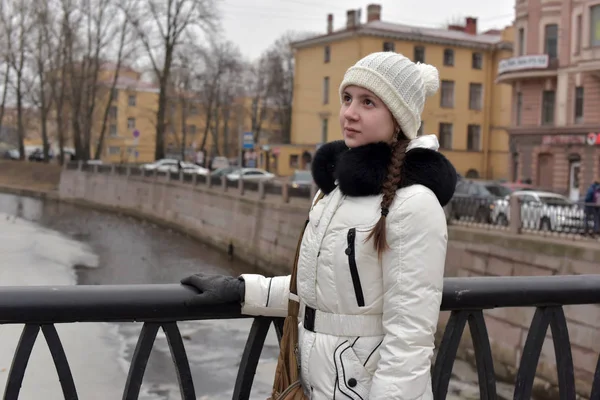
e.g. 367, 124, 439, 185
241, 136, 454, 400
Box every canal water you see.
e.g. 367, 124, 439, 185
0, 193, 509, 400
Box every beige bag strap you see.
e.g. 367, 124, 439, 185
287, 190, 324, 318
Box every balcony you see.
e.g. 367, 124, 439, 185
496, 54, 559, 84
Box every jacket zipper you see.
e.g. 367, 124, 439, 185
346, 228, 365, 307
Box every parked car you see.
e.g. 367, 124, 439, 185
451, 179, 498, 223
491, 190, 587, 232
141, 159, 203, 174
226, 168, 275, 182
289, 170, 313, 188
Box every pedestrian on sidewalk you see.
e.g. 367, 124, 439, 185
181, 51, 457, 400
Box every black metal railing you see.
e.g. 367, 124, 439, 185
1, 275, 599, 399
66, 162, 600, 237
66, 161, 313, 201
448, 194, 600, 240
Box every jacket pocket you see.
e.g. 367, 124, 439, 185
345, 228, 365, 307
333, 340, 372, 399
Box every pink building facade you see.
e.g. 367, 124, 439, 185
497, 0, 600, 201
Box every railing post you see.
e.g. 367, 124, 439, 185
509, 193, 521, 234
126, 165, 131, 177
93, 164, 99, 174
282, 182, 290, 203
179, 171, 184, 182
238, 177, 244, 195
77, 160, 83, 171
193, 172, 198, 185
207, 172, 212, 188
222, 175, 227, 192
258, 181, 266, 200
165, 170, 171, 182
153, 168, 158, 181
111, 164, 116, 175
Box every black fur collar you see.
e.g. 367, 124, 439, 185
311, 140, 457, 207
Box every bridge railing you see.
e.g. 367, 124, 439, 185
1, 275, 599, 399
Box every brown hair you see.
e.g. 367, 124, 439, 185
365, 129, 410, 259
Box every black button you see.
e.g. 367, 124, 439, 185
345, 248, 351, 255
317, 251, 320, 257
347, 378, 357, 388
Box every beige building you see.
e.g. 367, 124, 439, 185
496, 0, 600, 200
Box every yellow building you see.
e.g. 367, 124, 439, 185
288, 4, 514, 180
93, 64, 208, 164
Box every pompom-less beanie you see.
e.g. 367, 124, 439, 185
339, 52, 440, 140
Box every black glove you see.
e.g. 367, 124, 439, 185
181, 273, 245, 306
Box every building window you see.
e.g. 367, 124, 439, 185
439, 123, 453, 149
109, 124, 117, 137
469, 83, 483, 110
108, 146, 120, 155
467, 125, 481, 151
544, 24, 558, 60
128, 95, 136, 106
321, 118, 328, 143
383, 41, 395, 52
414, 46, 425, 63
591, 5, 600, 47
576, 14, 582, 54
472, 53, 483, 69
109, 106, 117, 119
443, 49, 454, 66
574, 87, 584, 124
440, 80, 455, 108
289, 154, 299, 168
324, 46, 331, 63
323, 77, 329, 104
518, 28, 525, 56
516, 92, 523, 126
127, 117, 136, 130
187, 124, 197, 135
417, 120, 424, 136
541, 90, 555, 125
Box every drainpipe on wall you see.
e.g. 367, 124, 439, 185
483, 51, 494, 179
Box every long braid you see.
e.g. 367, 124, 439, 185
365, 133, 410, 259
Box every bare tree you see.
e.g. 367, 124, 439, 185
442, 15, 466, 29
246, 57, 270, 144
94, 1, 135, 160
0, 2, 13, 144
64, 0, 123, 161
27, 1, 55, 161
196, 39, 241, 157
261, 32, 309, 144
1, 0, 35, 160
124, 0, 218, 161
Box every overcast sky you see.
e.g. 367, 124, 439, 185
217, 0, 516, 61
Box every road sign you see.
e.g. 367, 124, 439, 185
242, 132, 254, 149
133, 129, 140, 138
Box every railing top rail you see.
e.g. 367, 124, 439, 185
0, 275, 599, 324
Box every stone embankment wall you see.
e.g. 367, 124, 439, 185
56, 167, 600, 399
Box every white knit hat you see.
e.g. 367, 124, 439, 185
339, 52, 440, 140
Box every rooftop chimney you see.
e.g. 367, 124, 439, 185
465, 17, 477, 35
327, 13, 333, 34
346, 10, 357, 29
367, 4, 381, 22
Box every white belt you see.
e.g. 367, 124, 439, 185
299, 300, 384, 337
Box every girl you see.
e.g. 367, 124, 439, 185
182, 51, 457, 399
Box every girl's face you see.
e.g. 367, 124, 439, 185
339, 85, 396, 148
